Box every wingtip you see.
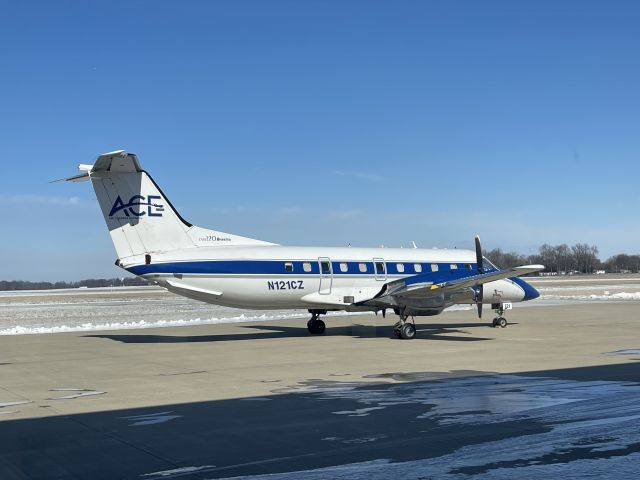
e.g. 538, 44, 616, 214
515, 264, 545, 273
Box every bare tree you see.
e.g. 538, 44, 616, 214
539, 244, 557, 273
571, 243, 599, 273
486, 242, 602, 275
484, 248, 529, 269
556, 244, 572, 273
604, 254, 640, 273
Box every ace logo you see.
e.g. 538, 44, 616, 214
109, 195, 164, 218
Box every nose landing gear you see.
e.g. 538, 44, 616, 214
492, 316, 508, 328
491, 303, 511, 328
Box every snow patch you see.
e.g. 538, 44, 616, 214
121, 411, 183, 427
605, 349, 640, 356
48, 389, 105, 400
544, 292, 640, 301
140, 465, 215, 478
444, 304, 473, 312
0, 400, 31, 408
219, 375, 640, 479
0, 311, 372, 336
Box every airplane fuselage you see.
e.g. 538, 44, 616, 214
123, 245, 539, 313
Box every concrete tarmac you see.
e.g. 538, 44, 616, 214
1, 287, 640, 478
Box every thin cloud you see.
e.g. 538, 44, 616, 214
325, 209, 363, 220
277, 207, 303, 215
0, 194, 85, 206
331, 170, 384, 183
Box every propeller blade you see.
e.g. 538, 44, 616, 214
474, 235, 483, 318
474, 235, 483, 272
476, 284, 484, 318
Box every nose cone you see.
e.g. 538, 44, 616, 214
512, 277, 540, 301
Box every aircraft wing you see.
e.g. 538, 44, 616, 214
358, 264, 544, 306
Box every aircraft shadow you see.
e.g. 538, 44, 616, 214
2, 362, 639, 479
84, 322, 496, 344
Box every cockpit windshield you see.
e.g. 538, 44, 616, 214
482, 257, 499, 271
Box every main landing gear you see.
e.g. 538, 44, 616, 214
393, 314, 416, 340
307, 310, 326, 335
491, 303, 508, 328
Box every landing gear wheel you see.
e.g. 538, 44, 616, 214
400, 323, 416, 340
492, 304, 508, 328
307, 319, 326, 335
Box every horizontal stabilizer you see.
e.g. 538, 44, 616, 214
59, 151, 137, 183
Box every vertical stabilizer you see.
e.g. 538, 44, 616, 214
66, 150, 275, 262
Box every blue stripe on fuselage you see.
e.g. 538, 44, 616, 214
127, 260, 487, 283
510, 276, 540, 300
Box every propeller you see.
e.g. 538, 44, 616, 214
474, 235, 483, 318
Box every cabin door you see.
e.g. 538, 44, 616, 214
318, 257, 333, 294
373, 258, 387, 281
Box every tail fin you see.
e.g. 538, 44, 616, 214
67, 150, 274, 262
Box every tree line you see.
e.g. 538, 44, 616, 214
484, 244, 640, 274
0, 277, 149, 291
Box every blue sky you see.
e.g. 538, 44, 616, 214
1, 1, 639, 280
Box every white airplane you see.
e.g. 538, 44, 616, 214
66, 150, 543, 339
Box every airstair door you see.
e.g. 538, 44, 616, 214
318, 257, 333, 294
373, 258, 387, 281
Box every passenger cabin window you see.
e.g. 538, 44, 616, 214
396, 263, 405, 273
340, 263, 348, 272
431, 263, 438, 272
414, 263, 422, 273
303, 262, 312, 272
450, 264, 458, 270
284, 262, 293, 272
464, 263, 472, 270
321, 261, 331, 274
359, 263, 367, 273
375, 262, 385, 275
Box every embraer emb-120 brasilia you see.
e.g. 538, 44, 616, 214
66, 150, 544, 339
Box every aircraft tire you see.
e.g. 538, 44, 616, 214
497, 317, 507, 328
400, 323, 416, 340
307, 319, 326, 335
